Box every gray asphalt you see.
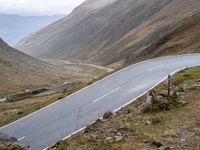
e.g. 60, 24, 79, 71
36, 82, 73, 97
0, 54, 200, 150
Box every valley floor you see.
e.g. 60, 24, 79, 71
0, 71, 113, 127
51, 67, 200, 150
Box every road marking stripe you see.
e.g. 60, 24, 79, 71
92, 87, 121, 103
147, 64, 163, 72
0, 54, 197, 131
44, 64, 200, 150
18, 136, 25, 141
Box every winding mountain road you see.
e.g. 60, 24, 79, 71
1, 54, 200, 149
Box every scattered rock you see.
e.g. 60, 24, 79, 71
0, 132, 28, 149
103, 111, 113, 119
85, 125, 93, 133
90, 134, 96, 138
24, 89, 31, 93
179, 100, 187, 105
159, 90, 168, 97
0, 97, 7, 103
163, 130, 178, 137
157, 96, 163, 101
158, 145, 170, 150
114, 136, 123, 142
176, 92, 185, 97
0, 132, 17, 142
4, 109, 19, 115
146, 92, 152, 103
127, 109, 132, 114
151, 141, 163, 147
116, 132, 122, 136
182, 84, 190, 90
181, 138, 186, 144
192, 84, 200, 88
159, 90, 173, 97
105, 137, 113, 143
146, 120, 152, 125
117, 126, 128, 132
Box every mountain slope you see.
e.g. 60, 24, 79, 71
0, 14, 63, 45
0, 38, 84, 96
17, 0, 200, 68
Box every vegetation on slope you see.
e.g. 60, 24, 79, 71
0, 82, 87, 127
51, 67, 200, 150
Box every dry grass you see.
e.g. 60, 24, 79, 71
0, 82, 88, 127
52, 67, 200, 150
0, 70, 113, 127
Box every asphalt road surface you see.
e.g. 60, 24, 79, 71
36, 82, 73, 97
1, 54, 200, 149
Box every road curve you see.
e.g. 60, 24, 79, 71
1, 54, 200, 149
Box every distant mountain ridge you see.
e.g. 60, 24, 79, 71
0, 14, 63, 45
17, 0, 200, 68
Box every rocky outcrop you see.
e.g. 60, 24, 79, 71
0, 132, 28, 150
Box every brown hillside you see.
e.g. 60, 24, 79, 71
17, 0, 200, 69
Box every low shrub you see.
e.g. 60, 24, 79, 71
142, 98, 184, 114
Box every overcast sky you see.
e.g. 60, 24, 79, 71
0, 0, 86, 16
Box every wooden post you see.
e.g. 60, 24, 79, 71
150, 89, 157, 103
168, 74, 171, 97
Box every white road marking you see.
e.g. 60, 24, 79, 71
147, 64, 163, 72
18, 136, 25, 141
0, 55, 190, 131
44, 64, 199, 150
92, 87, 121, 103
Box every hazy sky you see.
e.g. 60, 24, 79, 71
0, 0, 86, 16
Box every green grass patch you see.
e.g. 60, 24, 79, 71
142, 98, 185, 114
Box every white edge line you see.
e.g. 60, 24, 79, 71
0, 54, 199, 131
44, 64, 200, 150
18, 136, 25, 141
0, 54, 176, 130
92, 87, 121, 103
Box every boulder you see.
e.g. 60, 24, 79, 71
4, 109, 19, 116
0, 98, 7, 103
103, 111, 113, 119
115, 136, 123, 142
158, 145, 170, 150
151, 141, 163, 147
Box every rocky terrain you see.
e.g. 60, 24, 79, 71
51, 67, 200, 150
0, 132, 28, 150
0, 38, 110, 96
17, 0, 200, 69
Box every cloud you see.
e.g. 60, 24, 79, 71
0, 0, 85, 16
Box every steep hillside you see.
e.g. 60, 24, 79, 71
0, 38, 108, 96
17, 0, 200, 68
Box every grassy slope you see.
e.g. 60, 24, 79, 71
0, 70, 115, 127
0, 82, 88, 127
0, 38, 110, 97
52, 67, 200, 150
